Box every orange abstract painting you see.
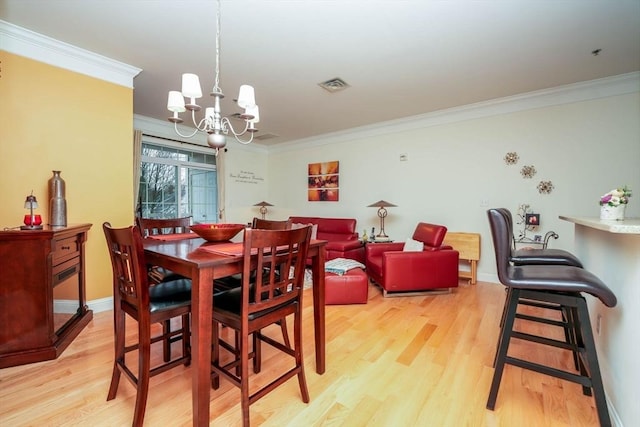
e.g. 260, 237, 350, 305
308, 161, 339, 201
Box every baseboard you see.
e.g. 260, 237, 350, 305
87, 297, 113, 313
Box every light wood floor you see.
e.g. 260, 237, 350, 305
0, 280, 600, 426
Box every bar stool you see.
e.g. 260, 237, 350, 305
486, 209, 616, 427
495, 207, 584, 368
497, 207, 583, 268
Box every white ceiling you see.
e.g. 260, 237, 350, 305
2, 0, 639, 146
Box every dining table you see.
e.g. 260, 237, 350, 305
143, 234, 327, 427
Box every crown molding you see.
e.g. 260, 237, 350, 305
270, 71, 640, 154
0, 20, 141, 88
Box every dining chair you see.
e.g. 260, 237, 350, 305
136, 216, 192, 237
211, 226, 312, 427
136, 216, 193, 282
103, 222, 192, 427
486, 209, 616, 426
215, 217, 293, 347
251, 217, 292, 230
136, 216, 193, 361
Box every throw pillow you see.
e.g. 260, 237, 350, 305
403, 237, 424, 252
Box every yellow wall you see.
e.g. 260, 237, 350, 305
0, 51, 133, 301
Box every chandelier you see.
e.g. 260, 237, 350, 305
166, 0, 259, 153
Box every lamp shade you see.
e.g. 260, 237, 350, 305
167, 91, 186, 112
205, 107, 215, 121
367, 200, 397, 208
245, 105, 260, 123
237, 85, 256, 109
253, 201, 274, 207
24, 194, 38, 209
181, 73, 203, 98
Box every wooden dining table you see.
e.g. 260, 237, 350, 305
143, 235, 327, 427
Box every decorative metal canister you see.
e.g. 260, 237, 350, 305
48, 170, 67, 226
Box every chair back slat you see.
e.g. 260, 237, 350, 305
103, 223, 150, 309
136, 217, 192, 237
242, 226, 311, 314
251, 217, 292, 230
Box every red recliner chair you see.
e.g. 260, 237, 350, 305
365, 222, 459, 296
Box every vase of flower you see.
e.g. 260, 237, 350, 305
600, 204, 625, 220
599, 185, 631, 221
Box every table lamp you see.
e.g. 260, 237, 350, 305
367, 200, 397, 241
253, 201, 273, 219
21, 192, 43, 230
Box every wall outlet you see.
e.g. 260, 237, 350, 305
480, 199, 489, 207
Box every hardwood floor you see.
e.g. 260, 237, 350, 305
0, 280, 600, 426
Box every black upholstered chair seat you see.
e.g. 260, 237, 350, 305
148, 279, 192, 312
511, 248, 584, 268
506, 265, 616, 307
214, 285, 292, 320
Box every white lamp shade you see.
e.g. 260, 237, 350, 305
181, 73, 203, 98
237, 85, 255, 109
245, 105, 260, 123
167, 91, 186, 112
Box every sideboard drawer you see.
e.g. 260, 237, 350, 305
52, 236, 80, 265
52, 256, 80, 285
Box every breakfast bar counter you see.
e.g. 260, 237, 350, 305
559, 215, 640, 234
559, 215, 640, 427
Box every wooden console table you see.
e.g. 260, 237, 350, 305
443, 232, 481, 285
0, 224, 93, 368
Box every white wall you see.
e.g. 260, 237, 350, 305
572, 224, 640, 427
267, 74, 640, 283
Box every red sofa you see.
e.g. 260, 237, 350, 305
365, 222, 459, 295
289, 216, 365, 263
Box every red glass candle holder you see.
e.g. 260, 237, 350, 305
23, 214, 42, 226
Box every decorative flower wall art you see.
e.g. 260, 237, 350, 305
502, 152, 554, 195
537, 180, 554, 194
504, 152, 519, 165
520, 165, 536, 179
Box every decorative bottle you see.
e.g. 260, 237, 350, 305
48, 170, 67, 227
362, 229, 368, 242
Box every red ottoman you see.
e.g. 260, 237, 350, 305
325, 268, 368, 305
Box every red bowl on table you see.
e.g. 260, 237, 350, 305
190, 223, 245, 242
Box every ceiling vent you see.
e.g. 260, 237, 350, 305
318, 77, 350, 93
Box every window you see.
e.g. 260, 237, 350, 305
139, 141, 218, 224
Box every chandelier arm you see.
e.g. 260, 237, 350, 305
173, 122, 201, 139
220, 117, 254, 144
192, 111, 210, 131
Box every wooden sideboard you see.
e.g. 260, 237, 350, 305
443, 232, 481, 285
0, 224, 93, 368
